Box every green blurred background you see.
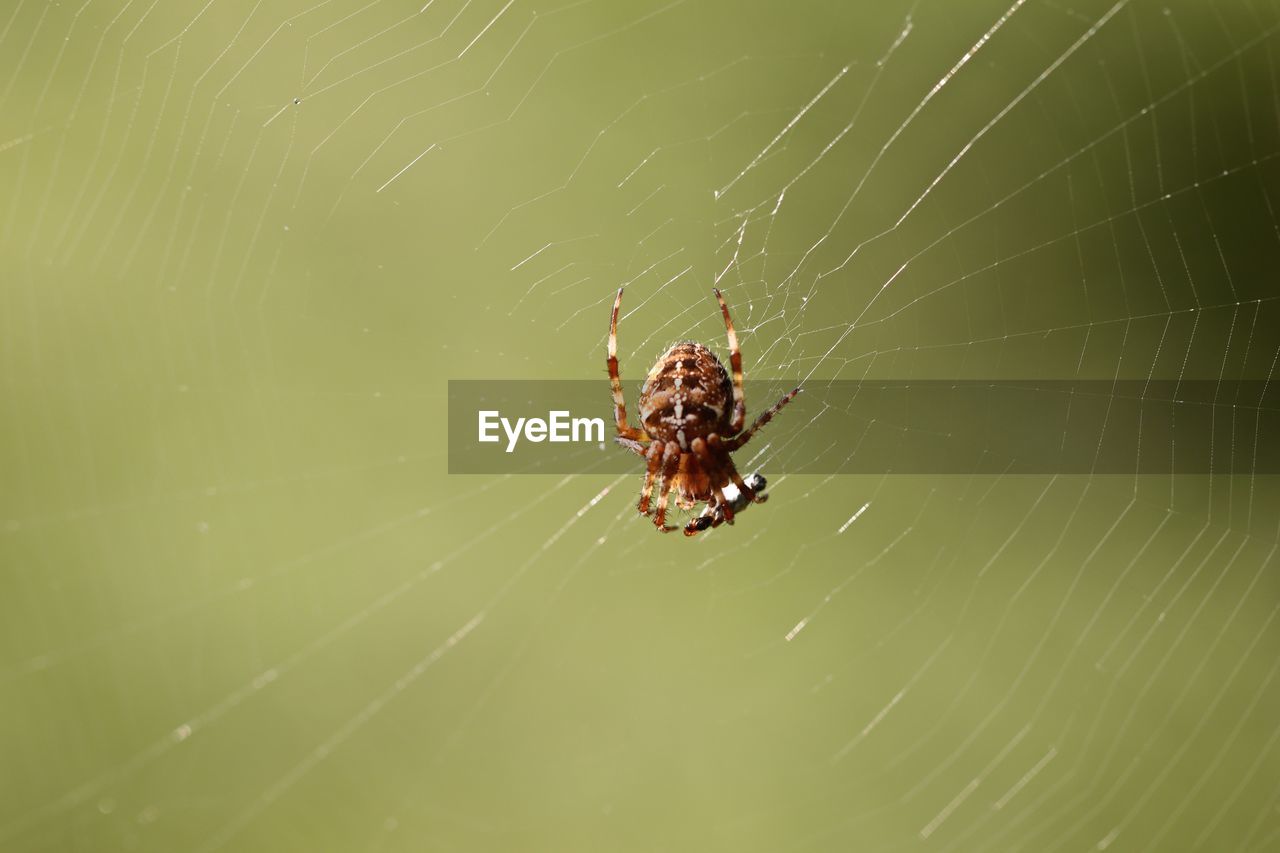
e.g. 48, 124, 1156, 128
3, 0, 1280, 850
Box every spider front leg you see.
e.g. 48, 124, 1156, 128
713, 289, 747, 434
608, 288, 648, 442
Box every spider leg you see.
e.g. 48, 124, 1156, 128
707, 435, 767, 506
637, 441, 664, 516
712, 484, 735, 525
652, 444, 682, 532
724, 386, 801, 452
727, 464, 765, 506
687, 436, 733, 527
615, 436, 648, 457
728, 470, 768, 508
684, 518, 712, 536
683, 498, 720, 536
608, 288, 648, 442
713, 289, 747, 435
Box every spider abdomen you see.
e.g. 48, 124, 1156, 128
637, 342, 734, 447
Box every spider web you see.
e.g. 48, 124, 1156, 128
2, 0, 1280, 850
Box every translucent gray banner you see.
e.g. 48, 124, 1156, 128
448, 380, 1280, 474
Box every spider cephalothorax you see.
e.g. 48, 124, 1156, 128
608, 287, 799, 536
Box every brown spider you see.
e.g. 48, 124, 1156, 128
607, 287, 800, 536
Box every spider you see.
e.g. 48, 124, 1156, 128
607, 287, 800, 536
